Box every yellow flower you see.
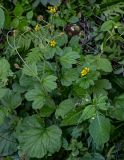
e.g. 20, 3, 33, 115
49, 40, 57, 47
48, 6, 57, 14
34, 24, 41, 31
81, 67, 90, 77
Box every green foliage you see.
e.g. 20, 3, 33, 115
0, 7, 5, 29
42, 75, 57, 92
61, 110, 82, 126
102, 2, 124, 19
1, 89, 22, 109
0, 118, 17, 156
0, 88, 7, 99
40, 0, 60, 6
0, 58, 11, 85
25, 87, 46, 109
61, 68, 79, 86
18, 116, 62, 158
55, 99, 75, 118
22, 62, 38, 77
0, 0, 124, 159
110, 94, 124, 121
80, 105, 96, 121
89, 114, 111, 148
96, 57, 113, 72
60, 49, 80, 68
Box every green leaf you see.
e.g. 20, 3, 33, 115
93, 79, 112, 96
92, 153, 105, 160
26, 11, 33, 19
53, 17, 66, 27
60, 51, 80, 68
14, 4, 24, 16
18, 116, 62, 158
49, 0, 60, 5
61, 68, 79, 86
26, 47, 43, 63
110, 94, 124, 120
0, 118, 17, 156
22, 62, 38, 77
32, 96, 46, 109
69, 36, 81, 52
0, 107, 8, 125
119, 59, 124, 65
0, 58, 11, 84
61, 110, 82, 126
42, 75, 57, 92
89, 114, 111, 148
82, 153, 105, 160
44, 47, 56, 59
110, 106, 124, 121
56, 34, 68, 46
112, 77, 124, 89
40, 0, 60, 6
96, 57, 113, 72
40, 105, 55, 117
0, 110, 5, 124
82, 153, 92, 160
93, 95, 109, 111
101, 20, 114, 31
96, 79, 111, 90
0, 8, 5, 29
114, 93, 124, 107
80, 105, 96, 122
69, 16, 79, 23
40, 0, 49, 6
55, 99, 75, 119
73, 85, 89, 98
1, 90, 22, 109
12, 18, 19, 28
25, 88, 45, 109
0, 88, 7, 99
19, 74, 36, 89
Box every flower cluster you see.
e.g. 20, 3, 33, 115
81, 67, 90, 77
49, 40, 57, 47
48, 6, 57, 14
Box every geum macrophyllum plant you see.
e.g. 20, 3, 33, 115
0, 0, 124, 160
